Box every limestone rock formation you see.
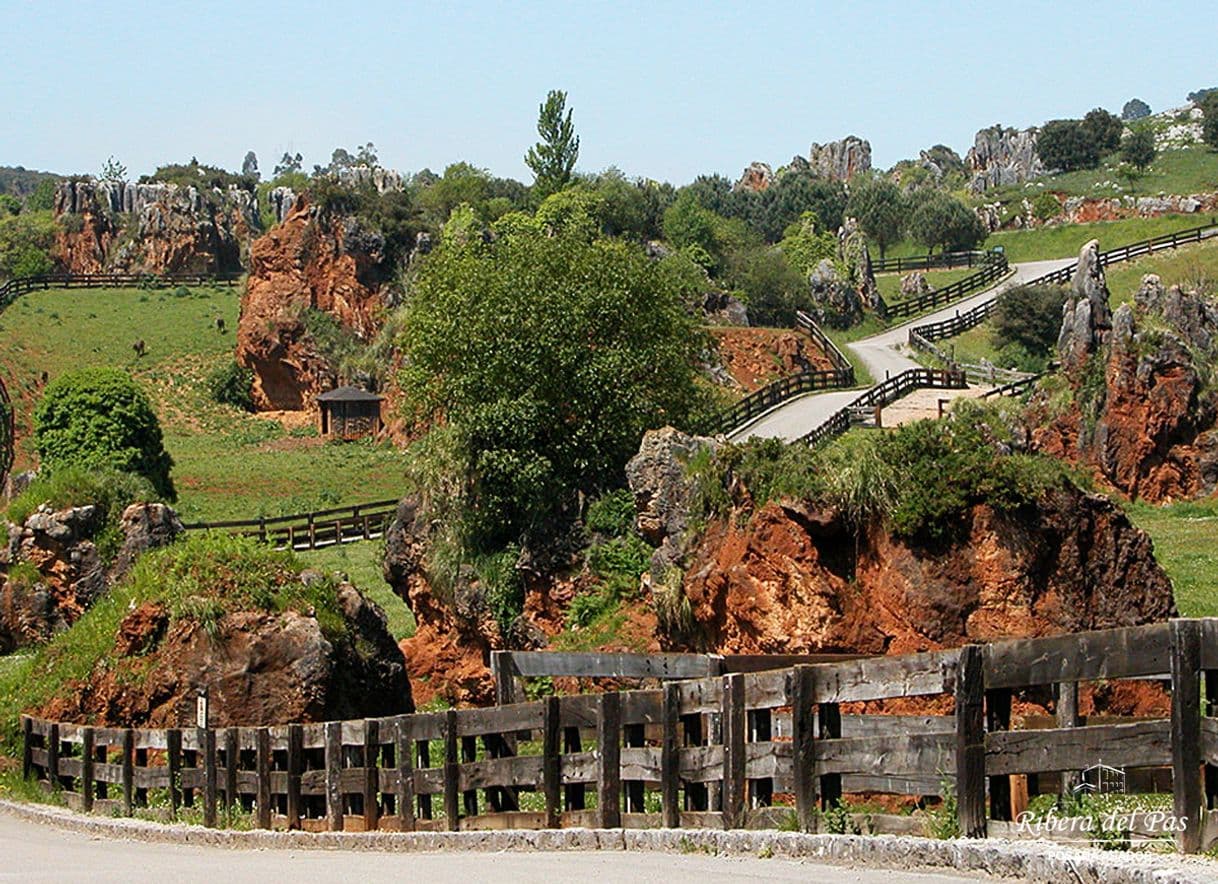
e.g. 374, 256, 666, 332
838, 217, 882, 313
701, 289, 749, 326
679, 491, 1174, 655
806, 137, 871, 181
53, 179, 259, 274
734, 162, 774, 192
1056, 239, 1112, 371
37, 580, 412, 728
236, 196, 391, 410
966, 125, 1046, 193
626, 427, 718, 568
900, 271, 933, 298
0, 502, 182, 651
807, 260, 865, 328
267, 186, 297, 223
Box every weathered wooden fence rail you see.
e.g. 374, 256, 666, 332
881, 251, 1010, 321
798, 367, 967, 447
872, 249, 1000, 274
0, 270, 243, 306
25, 620, 1218, 851
182, 499, 399, 551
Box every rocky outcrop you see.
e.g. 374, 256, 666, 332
807, 260, 863, 328
236, 196, 391, 410
53, 179, 259, 274
806, 137, 871, 181
838, 217, 882, 313
267, 186, 297, 223
900, 271, 933, 298
680, 491, 1174, 656
38, 579, 412, 728
1034, 269, 1218, 502
626, 428, 718, 574
0, 502, 182, 652
734, 162, 773, 193
701, 290, 749, 326
1060, 192, 1218, 225
1056, 239, 1112, 371
966, 125, 1046, 193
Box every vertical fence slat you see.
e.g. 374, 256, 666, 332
543, 697, 561, 829
21, 717, 32, 782
722, 673, 746, 829
395, 717, 415, 832
597, 692, 622, 829
1171, 619, 1203, 854
287, 724, 303, 831
256, 727, 271, 830
661, 683, 680, 828
81, 727, 95, 813
325, 721, 343, 831
956, 645, 986, 838
443, 710, 460, 830
818, 702, 841, 811
792, 665, 817, 832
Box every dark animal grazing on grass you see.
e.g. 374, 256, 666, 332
215, 316, 226, 333
133, 339, 146, 358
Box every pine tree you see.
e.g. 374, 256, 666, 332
525, 90, 579, 199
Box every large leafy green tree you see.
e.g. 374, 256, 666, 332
845, 177, 905, 260
907, 192, 986, 254
34, 367, 175, 499
400, 226, 709, 546
1121, 129, 1157, 171
1202, 94, 1218, 150
1082, 108, 1124, 155
1037, 119, 1100, 171
525, 89, 580, 200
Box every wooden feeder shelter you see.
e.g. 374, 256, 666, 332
318, 386, 383, 439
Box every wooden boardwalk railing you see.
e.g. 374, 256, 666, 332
181, 499, 399, 551
908, 221, 1218, 350
799, 367, 967, 447
27, 620, 1216, 849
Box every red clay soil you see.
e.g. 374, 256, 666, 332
710, 328, 832, 392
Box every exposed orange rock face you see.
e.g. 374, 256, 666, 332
710, 328, 832, 392
680, 492, 1174, 658
236, 196, 390, 410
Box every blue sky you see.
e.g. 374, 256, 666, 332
3, 0, 1213, 184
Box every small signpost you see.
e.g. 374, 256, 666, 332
196, 690, 209, 729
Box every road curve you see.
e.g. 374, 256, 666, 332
0, 813, 988, 884
729, 257, 1075, 442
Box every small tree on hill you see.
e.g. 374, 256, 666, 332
242, 151, 259, 180
992, 284, 1068, 358
34, 367, 175, 499
1082, 108, 1124, 155
525, 89, 580, 200
99, 156, 127, 183
1202, 94, 1218, 150
1121, 98, 1151, 121
845, 177, 904, 260
907, 193, 985, 254
1121, 129, 1157, 172
1037, 119, 1100, 172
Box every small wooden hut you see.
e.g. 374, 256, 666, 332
317, 386, 383, 440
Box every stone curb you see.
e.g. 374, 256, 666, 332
0, 799, 1211, 883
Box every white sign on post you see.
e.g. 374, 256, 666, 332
196, 693, 209, 729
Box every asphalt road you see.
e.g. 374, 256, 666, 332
0, 814, 991, 884
729, 257, 1075, 442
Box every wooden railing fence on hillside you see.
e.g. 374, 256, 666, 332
27, 621, 1217, 851
871, 248, 1001, 274
879, 251, 1010, 321
0, 270, 243, 307
908, 221, 1218, 351
182, 499, 399, 551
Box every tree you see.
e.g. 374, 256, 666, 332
1121, 129, 1157, 172
1202, 94, 1218, 150
273, 152, 303, 177
1188, 87, 1217, 104
991, 284, 1068, 360
845, 177, 904, 259
399, 227, 708, 547
99, 156, 127, 183
907, 193, 986, 254
34, 367, 175, 499
1037, 119, 1100, 171
242, 151, 259, 180
525, 89, 579, 199
25, 178, 56, 212
1082, 108, 1124, 155
753, 173, 847, 242
1121, 98, 1151, 121
0, 195, 20, 217
0, 211, 56, 279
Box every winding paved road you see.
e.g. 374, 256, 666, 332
0, 814, 990, 883
729, 257, 1075, 442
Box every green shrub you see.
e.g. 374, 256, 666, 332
584, 489, 636, 537
206, 360, 254, 411
1031, 192, 1061, 222
991, 284, 1068, 358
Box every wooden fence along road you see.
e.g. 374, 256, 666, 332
182, 499, 399, 551
23, 620, 1218, 853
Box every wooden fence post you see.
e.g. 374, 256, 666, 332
1205, 655, 1218, 814
81, 727, 95, 813
394, 716, 416, 832
286, 724, 303, 830
325, 721, 343, 831
121, 729, 135, 816
955, 645, 987, 838
597, 692, 622, 829
443, 709, 460, 830
21, 717, 32, 782
722, 673, 746, 829
224, 728, 239, 820
256, 727, 271, 829
985, 686, 1012, 821
47, 723, 59, 791
543, 697, 561, 829
202, 727, 217, 828
363, 720, 379, 831
1056, 681, 1081, 796
661, 683, 680, 828
1171, 619, 1203, 854
791, 665, 818, 833
167, 728, 182, 817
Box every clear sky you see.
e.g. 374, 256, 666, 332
3, 0, 1213, 185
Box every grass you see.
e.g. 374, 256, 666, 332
1126, 499, 1218, 619
0, 285, 408, 522
874, 267, 976, 303
985, 147, 1218, 203
296, 542, 415, 640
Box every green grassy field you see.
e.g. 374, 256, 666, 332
0, 285, 409, 523
1126, 500, 1218, 618
985, 147, 1218, 203
296, 542, 415, 640
874, 267, 975, 303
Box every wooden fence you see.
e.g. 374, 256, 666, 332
182, 499, 399, 551
0, 270, 243, 306
872, 249, 1004, 274
798, 367, 967, 447
908, 221, 1218, 350
28, 621, 1216, 849
881, 252, 1010, 321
